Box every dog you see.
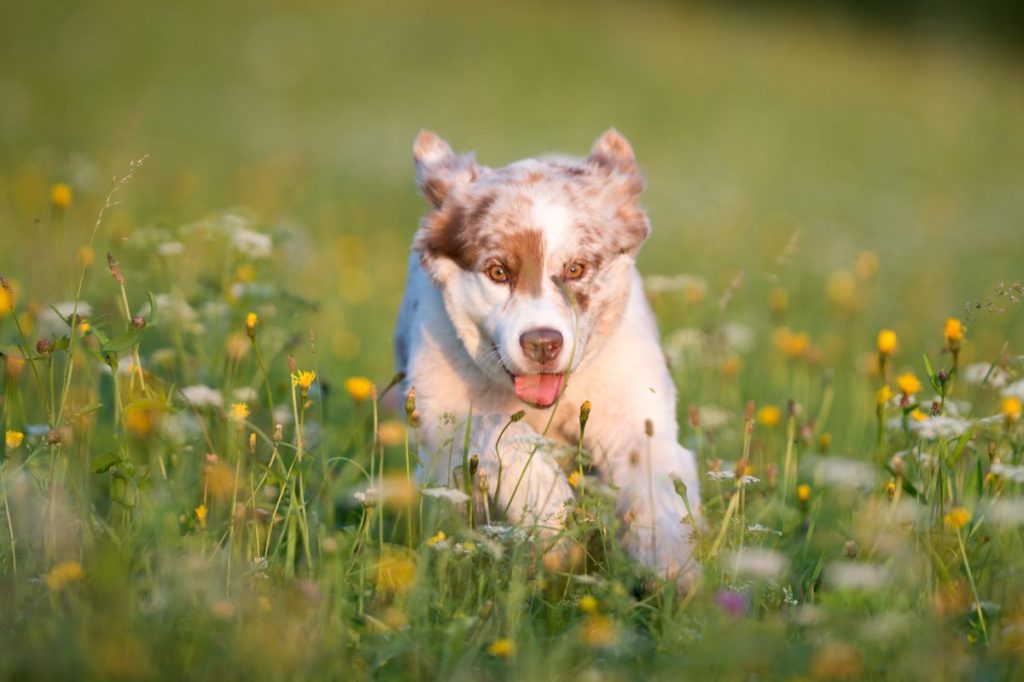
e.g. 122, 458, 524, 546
394, 129, 701, 581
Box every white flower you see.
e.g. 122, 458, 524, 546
909, 416, 971, 440
232, 386, 258, 403
232, 228, 273, 259
707, 470, 760, 485
746, 524, 782, 537
964, 363, 1009, 389
696, 405, 733, 432
987, 499, 1024, 527
1003, 379, 1024, 402
720, 322, 755, 354
157, 241, 185, 257
422, 487, 471, 504
479, 525, 530, 543
813, 456, 877, 489
826, 562, 888, 591
991, 462, 1024, 484
724, 548, 787, 580
180, 385, 224, 408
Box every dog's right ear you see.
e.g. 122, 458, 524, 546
413, 130, 478, 208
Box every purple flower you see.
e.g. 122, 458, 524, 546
715, 589, 748, 618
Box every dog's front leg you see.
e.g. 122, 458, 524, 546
596, 432, 701, 582
418, 412, 575, 534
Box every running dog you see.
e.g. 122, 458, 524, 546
394, 129, 700, 580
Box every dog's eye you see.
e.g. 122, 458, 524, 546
564, 262, 586, 280
486, 264, 509, 283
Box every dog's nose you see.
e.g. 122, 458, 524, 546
519, 328, 564, 364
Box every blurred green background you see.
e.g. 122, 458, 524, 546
1, 0, 1022, 382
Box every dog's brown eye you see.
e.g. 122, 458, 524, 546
486, 264, 509, 283
565, 262, 586, 280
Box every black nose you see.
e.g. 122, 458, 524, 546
519, 328, 564, 364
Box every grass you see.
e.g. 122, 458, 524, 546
2, 1, 1024, 679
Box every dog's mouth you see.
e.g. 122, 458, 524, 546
499, 364, 564, 408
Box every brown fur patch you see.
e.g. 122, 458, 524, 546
506, 229, 546, 297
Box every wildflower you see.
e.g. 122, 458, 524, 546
376, 549, 417, 595
76, 246, 94, 268
5, 430, 24, 450
910, 415, 971, 440
715, 589, 748, 618
157, 241, 185, 257
815, 457, 877, 489
426, 530, 447, 547
44, 561, 84, 591
248, 432, 256, 455
292, 370, 317, 392
774, 327, 810, 359
944, 318, 964, 351
877, 329, 898, 356
245, 312, 258, 339
720, 355, 742, 378
181, 385, 224, 408
756, 404, 782, 428
344, 376, 375, 402
50, 182, 73, 209
895, 372, 922, 397
581, 615, 619, 649
724, 548, 788, 581
580, 399, 592, 427
567, 470, 582, 488
125, 408, 153, 437
1003, 397, 1022, 424
910, 408, 928, 422
487, 638, 516, 659
0, 279, 12, 317
377, 420, 406, 447
79, 321, 91, 334
229, 402, 250, 423
579, 595, 599, 614
855, 250, 879, 280
944, 507, 971, 530
876, 385, 894, 406
422, 487, 470, 504
195, 504, 208, 529
963, 362, 1008, 389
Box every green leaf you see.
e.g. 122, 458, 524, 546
922, 353, 941, 393
92, 451, 122, 474
101, 329, 143, 354
147, 290, 160, 327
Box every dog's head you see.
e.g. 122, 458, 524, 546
412, 129, 650, 408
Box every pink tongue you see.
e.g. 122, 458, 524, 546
513, 374, 565, 407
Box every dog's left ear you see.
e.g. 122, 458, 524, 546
413, 130, 478, 208
588, 129, 650, 254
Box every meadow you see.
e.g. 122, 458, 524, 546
1, 1, 1024, 679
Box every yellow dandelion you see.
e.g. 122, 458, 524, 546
426, 530, 446, 547
0, 287, 12, 318
292, 370, 317, 391
375, 548, 417, 595
877, 329, 898, 356
124, 409, 153, 437
345, 376, 375, 402
229, 402, 250, 423
487, 638, 516, 659
895, 372, 922, 396
567, 470, 582, 489
45, 560, 84, 591
195, 504, 208, 529
79, 321, 91, 334
50, 182, 73, 209
876, 385, 894, 406
5, 430, 24, 449
245, 312, 258, 338
944, 507, 971, 530
1004, 397, 1022, 424
579, 595, 599, 615
944, 318, 964, 348
796, 484, 811, 504
581, 614, 619, 649
855, 250, 879, 280
756, 405, 783, 428
911, 408, 928, 422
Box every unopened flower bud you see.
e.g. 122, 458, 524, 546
130, 315, 146, 330
46, 428, 63, 445
844, 539, 859, 558
469, 454, 479, 476
36, 338, 53, 355
107, 252, 125, 285
249, 432, 257, 456
405, 386, 416, 418
273, 423, 283, 443
510, 410, 526, 423
580, 400, 592, 428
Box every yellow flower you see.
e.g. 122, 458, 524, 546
487, 638, 516, 659
5, 430, 24, 449
580, 614, 620, 649
345, 376, 375, 402
796, 484, 811, 504
877, 329, 898, 356
45, 560, 84, 591
896, 372, 922, 396
773, 327, 809, 359
567, 470, 582, 489
768, 287, 788, 315
292, 370, 317, 392
911, 408, 928, 422
376, 548, 417, 595
426, 530, 446, 547
756, 405, 782, 428
195, 503, 208, 529
944, 318, 964, 348
579, 595, 599, 615
229, 402, 250, 423
245, 312, 258, 338
720, 355, 742, 378
50, 182, 73, 209
79, 321, 91, 334
0, 286, 12, 318
1004, 397, 1023, 424
377, 420, 407, 447
855, 250, 879, 280
876, 385, 894, 406
76, 246, 94, 268
944, 507, 971, 530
